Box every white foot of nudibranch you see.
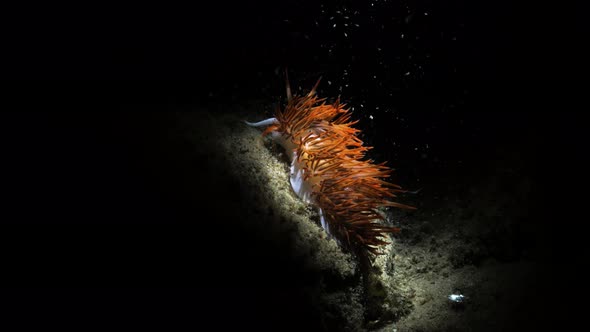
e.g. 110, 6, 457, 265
244, 115, 337, 241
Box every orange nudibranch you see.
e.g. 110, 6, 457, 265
245, 77, 415, 255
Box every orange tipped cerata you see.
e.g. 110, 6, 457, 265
252, 77, 415, 255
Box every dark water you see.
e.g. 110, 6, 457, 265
1, 0, 583, 331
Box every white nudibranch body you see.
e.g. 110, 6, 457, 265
246, 118, 332, 235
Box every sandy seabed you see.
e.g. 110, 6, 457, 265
162, 101, 540, 331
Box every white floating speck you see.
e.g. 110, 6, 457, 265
405, 71, 411, 76
369, 115, 374, 120
328, 80, 332, 85
333, 23, 337, 28
344, 32, 348, 37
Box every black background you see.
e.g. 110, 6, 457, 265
0, 0, 584, 330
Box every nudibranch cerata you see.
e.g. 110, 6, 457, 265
245, 76, 415, 255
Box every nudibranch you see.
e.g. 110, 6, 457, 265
245, 76, 415, 255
